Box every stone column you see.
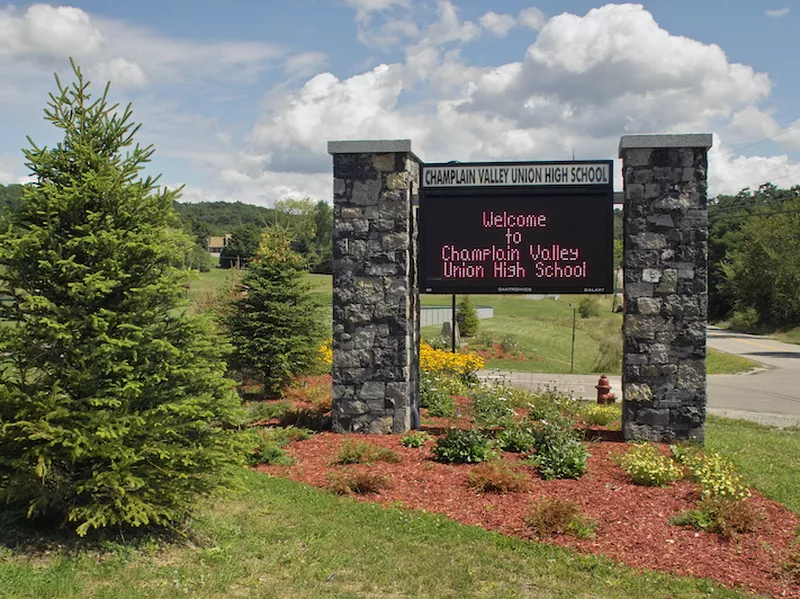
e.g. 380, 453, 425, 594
327, 140, 421, 434
619, 134, 713, 443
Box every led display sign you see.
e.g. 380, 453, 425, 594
419, 161, 614, 294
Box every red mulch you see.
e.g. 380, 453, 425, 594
257, 429, 800, 598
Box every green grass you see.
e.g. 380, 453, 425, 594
706, 415, 800, 514
706, 348, 761, 374
773, 327, 800, 346
0, 470, 753, 599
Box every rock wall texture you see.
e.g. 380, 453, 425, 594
620, 135, 712, 443
330, 147, 420, 433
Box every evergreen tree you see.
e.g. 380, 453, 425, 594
0, 62, 246, 536
227, 228, 325, 396
456, 295, 479, 337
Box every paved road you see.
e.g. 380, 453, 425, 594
478, 328, 800, 427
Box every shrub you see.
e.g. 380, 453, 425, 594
401, 431, 433, 448
670, 498, 762, 540
433, 429, 492, 464
334, 440, 400, 465
620, 443, 683, 486
729, 307, 760, 332
472, 332, 494, 350
531, 436, 588, 480
467, 461, 527, 493
227, 228, 326, 397
524, 498, 596, 539
245, 401, 291, 424
456, 295, 479, 337
499, 334, 519, 353
578, 297, 600, 318
579, 403, 621, 428
427, 334, 451, 351
678, 449, 751, 501
468, 382, 517, 428
247, 426, 312, 466
419, 342, 484, 384
420, 373, 457, 418
0, 62, 247, 536
496, 427, 536, 453
326, 470, 388, 495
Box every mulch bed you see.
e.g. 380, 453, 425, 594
257, 429, 800, 598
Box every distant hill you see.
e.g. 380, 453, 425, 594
0, 183, 24, 227
173, 201, 279, 235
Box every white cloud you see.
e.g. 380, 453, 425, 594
766, 8, 790, 18
480, 12, 516, 37
710, 143, 800, 196
285, 52, 328, 77
0, 4, 103, 59
519, 7, 546, 31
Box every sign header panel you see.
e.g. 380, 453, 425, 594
422, 161, 611, 188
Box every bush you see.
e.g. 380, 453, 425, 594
456, 295, 480, 337
467, 461, 527, 493
681, 450, 751, 501
244, 401, 291, 424
433, 429, 492, 464
670, 498, 762, 540
496, 427, 536, 453
531, 436, 588, 480
471, 332, 494, 350
247, 426, 312, 466
420, 373, 458, 418
468, 382, 517, 428
578, 297, 600, 318
524, 498, 596, 539
326, 470, 388, 495
334, 440, 400, 465
578, 403, 621, 428
620, 443, 683, 486
419, 342, 484, 384
0, 63, 247, 536
401, 431, 433, 448
499, 334, 519, 353
227, 228, 325, 397
427, 334, 452, 351
729, 307, 760, 332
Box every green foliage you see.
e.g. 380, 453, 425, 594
578, 403, 621, 428
244, 400, 291, 425
468, 382, 517, 428
219, 223, 263, 269
0, 63, 247, 536
456, 295, 479, 337
226, 228, 325, 396
471, 331, 494, 349
578, 297, 600, 318
184, 243, 216, 272
247, 426, 312, 466
273, 198, 333, 274
495, 426, 536, 453
498, 334, 519, 353
675, 448, 751, 501
525, 497, 596, 539
401, 430, 433, 448
433, 429, 492, 464
670, 498, 762, 540
466, 461, 527, 493
530, 436, 588, 480
334, 440, 400, 465
592, 333, 623, 373
420, 372, 457, 418
173, 200, 278, 236
620, 444, 683, 486
0, 183, 24, 230
728, 307, 760, 331
325, 469, 388, 495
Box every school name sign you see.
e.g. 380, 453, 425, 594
419, 160, 614, 295
422, 162, 611, 188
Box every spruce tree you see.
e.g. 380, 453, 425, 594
227, 228, 325, 396
0, 62, 246, 536
456, 295, 479, 337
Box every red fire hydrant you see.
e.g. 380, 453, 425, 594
595, 374, 617, 404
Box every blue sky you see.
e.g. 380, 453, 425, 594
0, 1, 798, 205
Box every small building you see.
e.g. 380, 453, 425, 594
207, 234, 231, 259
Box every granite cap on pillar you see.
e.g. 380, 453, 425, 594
328, 139, 423, 163
619, 134, 713, 158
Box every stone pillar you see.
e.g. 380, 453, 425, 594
327, 140, 421, 434
619, 134, 713, 443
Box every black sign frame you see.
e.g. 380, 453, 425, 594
418, 160, 614, 295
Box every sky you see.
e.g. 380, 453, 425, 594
0, 0, 798, 206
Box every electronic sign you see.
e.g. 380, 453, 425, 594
419, 161, 614, 294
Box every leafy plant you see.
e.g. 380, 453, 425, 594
0, 62, 247, 536
620, 443, 683, 486
433, 429, 492, 464
466, 461, 527, 494
247, 426, 312, 466
670, 498, 762, 540
578, 297, 600, 318
456, 295, 479, 337
499, 334, 519, 353
420, 373, 457, 418
530, 436, 588, 480
401, 431, 433, 448
471, 332, 494, 350
334, 440, 400, 465
496, 427, 536, 453
677, 448, 751, 501
579, 403, 621, 428
326, 470, 389, 495
468, 382, 517, 428
245, 401, 291, 424
524, 498, 596, 539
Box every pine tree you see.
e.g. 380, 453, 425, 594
456, 295, 479, 337
227, 228, 325, 396
0, 61, 246, 536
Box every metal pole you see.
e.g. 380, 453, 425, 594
570, 306, 577, 373
451, 294, 456, 353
